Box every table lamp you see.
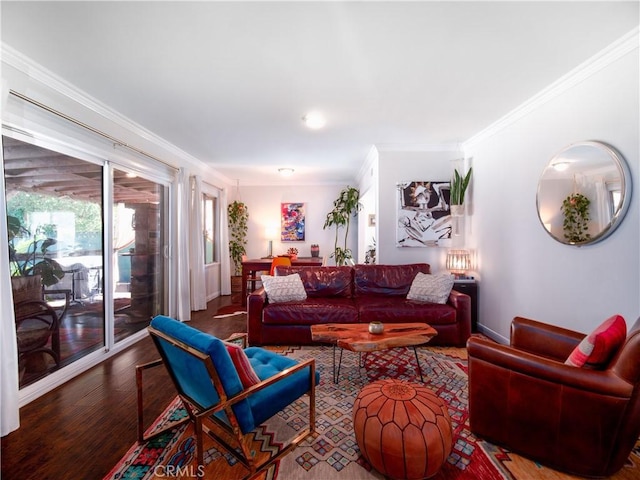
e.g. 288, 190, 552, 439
446, 249, 471, 278
265, 226, 278, 258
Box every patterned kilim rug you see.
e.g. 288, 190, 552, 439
105, 345, 640, 480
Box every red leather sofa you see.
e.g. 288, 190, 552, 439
247, 263, 471, 347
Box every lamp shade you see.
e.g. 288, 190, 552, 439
446, 249, 471, 275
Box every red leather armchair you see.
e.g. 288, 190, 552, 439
467, 316, 640, 477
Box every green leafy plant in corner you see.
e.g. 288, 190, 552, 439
7, 215, 65, 287
450, 167, 473, 206
323, 186, 361, 266
561, 193, 591, 243
227, 201, 249, 276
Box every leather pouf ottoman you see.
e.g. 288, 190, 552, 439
353, 379, 452, 479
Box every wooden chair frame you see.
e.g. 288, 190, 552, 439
15, 300, 61, 368
136, 330, 316, 479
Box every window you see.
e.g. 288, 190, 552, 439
203, 193, 217, 264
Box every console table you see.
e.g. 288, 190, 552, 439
240, 257, 322, 306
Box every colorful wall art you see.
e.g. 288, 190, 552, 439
396, 181, 451, 247
281, 202, 305, 241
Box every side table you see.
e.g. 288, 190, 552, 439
453, 279, 478, 332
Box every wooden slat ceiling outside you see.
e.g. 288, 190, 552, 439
3, 136, 160, 204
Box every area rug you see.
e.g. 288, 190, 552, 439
105, 345, 640, 480
213, 304, 246, 318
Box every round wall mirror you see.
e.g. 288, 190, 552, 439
536, 141, 632, 246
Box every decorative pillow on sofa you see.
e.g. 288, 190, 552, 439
261, 273, 308, 303
224, 341, 260, 389
406, 272, 454, 304
565, 314, 627, 368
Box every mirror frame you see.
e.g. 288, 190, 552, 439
536, 141, 632, 246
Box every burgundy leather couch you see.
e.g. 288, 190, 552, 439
247, 263, 471, 347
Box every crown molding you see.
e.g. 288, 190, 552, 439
1, 43, 222, 179
375, 143, 463, 152
463, 27, 639, 150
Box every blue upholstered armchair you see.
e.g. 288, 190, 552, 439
136, 315, 318, 478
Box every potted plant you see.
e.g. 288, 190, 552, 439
450, 167, 473, 216
561, 193, 591, 243
228, 201, 249, 275
227, 201, 249, 302
365, 238, 376, 265
323, 186, 361, 266
8, 214, 65, 289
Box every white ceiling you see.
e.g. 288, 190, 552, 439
1, 1, 638, 186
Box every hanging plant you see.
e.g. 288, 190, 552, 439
561, 193, 591, 243
228, 201, 249, 276
450, 167, 473, 206
323, 186, 361, 266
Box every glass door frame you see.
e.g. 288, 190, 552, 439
3, 126, 174, 406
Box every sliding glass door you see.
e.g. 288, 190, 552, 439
3, 135, 168, 388
113, 167, 166, 343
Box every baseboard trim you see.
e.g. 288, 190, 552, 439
476, 324, 508, 345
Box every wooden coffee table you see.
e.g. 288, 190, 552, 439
310, 323, 437, 383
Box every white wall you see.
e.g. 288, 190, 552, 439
464, 40, 639, 342
358, 186, 376, 264
231, 184, 357, 265
376, 149, 463, 271
357, 146, 379, 264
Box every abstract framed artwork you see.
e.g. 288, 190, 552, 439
396, 181, 452, 247
281, 202, 305, 241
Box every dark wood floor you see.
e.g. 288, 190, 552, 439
1, 296, 245, 480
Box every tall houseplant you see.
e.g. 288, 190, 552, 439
562, 193, 591, 243
450, 167, 473, 216
323, 186, 361, 266
227, 201, 249, 276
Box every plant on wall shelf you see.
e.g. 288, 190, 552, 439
562, 193, 591, 243
323, 186, 361, 266
450, 167, 473, 206
228, 201, 249, 276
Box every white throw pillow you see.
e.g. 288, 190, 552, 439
406, 272, 454, 304
261, 273, 308, 303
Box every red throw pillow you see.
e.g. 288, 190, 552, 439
225, 342, 260, 388
565, 314, 627, 368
